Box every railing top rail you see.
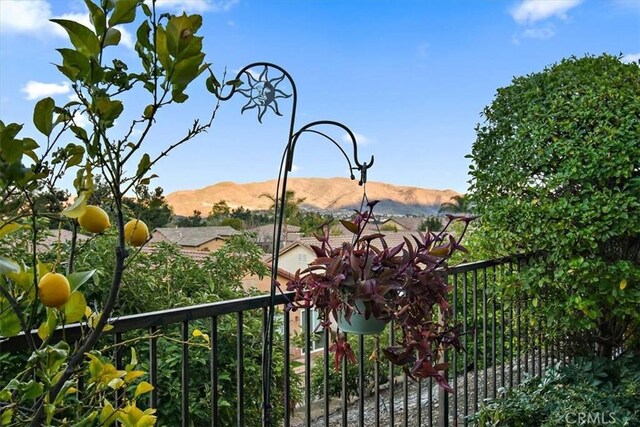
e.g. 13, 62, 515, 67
1, 254, 528, 353
443, 254, 527, 274
1, 291, 296, 352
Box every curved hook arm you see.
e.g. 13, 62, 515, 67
289, 120, 375, 184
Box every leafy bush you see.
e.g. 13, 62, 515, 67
472, 355, 640, 426
469, 54, 640, 357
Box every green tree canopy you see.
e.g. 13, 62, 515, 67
469, 54, 640, 356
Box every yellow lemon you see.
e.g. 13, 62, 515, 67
124, 219, 149, 246
38, 272, 71, 308
78, 205, 111, 233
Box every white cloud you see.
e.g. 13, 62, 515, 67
0, 0, 52, 33
342, 132, 372, 145
622, 53, 640, 64
153, 0, 239, 13
290, 164, 301, 173
1, 2, 134, 49
21, 81, 70, 100
521, 25, 555, 39
510, 0, 583, 24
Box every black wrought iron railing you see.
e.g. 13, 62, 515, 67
0, 255, 564, 426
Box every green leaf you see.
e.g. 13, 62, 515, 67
56, 47, 90, 80
85, 0, 106, 36
143, 104, 155, 119
64, 291, 87, 323
104, 28, 121, 47
108, 0, 138, 26
94, 97, 124, 123
340, 220, 359, 235
0, 222, 21, 240
136, 20, 153, 50
206, 73, 220, 93
1, 408, 12, 425
0, 309, 21, 337
33, 97, 55, 137
0, 256, 19, 274
134, 381, 154, 398
50, 19, 100, 57
100, 401, 116, 427
67, 269, 96, 291
22, 380, 44, 400
0, 121, 23, 163
136, 153, 150, 177
155, 26, 172, 71
171, 53, 205, 87
61, 192, 88, 218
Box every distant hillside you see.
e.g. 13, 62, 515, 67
165, 178, 460, 216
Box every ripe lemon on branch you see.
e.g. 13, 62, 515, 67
78, 205, 111, 233
38, 272, 71, 308
124, 219, 149, 247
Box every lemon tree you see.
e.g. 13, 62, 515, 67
0, 0, 223, 424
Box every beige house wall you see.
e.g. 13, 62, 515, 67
194, 239, 225, 251
278, 245, 314, 274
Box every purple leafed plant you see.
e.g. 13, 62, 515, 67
285, 200, 475, 391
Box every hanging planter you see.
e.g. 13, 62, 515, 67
286, 200, 475, 392
335, 298, 388, 335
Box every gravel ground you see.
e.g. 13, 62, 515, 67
291, 355, 558, 427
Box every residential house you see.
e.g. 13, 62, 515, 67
149, 226, 240, 251
381, 217, 424, 232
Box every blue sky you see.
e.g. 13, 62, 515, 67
1, 0, 639, 195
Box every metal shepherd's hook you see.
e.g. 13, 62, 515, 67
215, 62, 373, 427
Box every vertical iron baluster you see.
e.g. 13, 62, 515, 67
472, 269, 478, 412
437, 284, 449, 427
115, 332, 123, 407
358, 334, 365, 427
516, 300, 521, 385
462, 272, 468, 420
500, 267, 506, 389
210, 317, 218, 427
181, 321, 190, 427
374, 335, 380, 427
403, 372, 408, 426
524, 301, 529, 376
491, 265, 497, 399
284, 310, 291, 427
324, 327, 330, 427
342, 332, 348, 427
417, 378, 422, 426
150, 326, 158, 409
538, 324, 543, 378
389, 322, 395, 427
531, 317, 536, 378
508, 263, 514, 390
452, 273, 458, 425
237, 312, 244, 427
482, 268, 488, 402
428, 377, 433, 427
305, 308, 312, 425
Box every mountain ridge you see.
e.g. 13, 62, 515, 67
165, 178, 460, 216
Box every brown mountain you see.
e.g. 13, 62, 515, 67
165, 178, 461, 216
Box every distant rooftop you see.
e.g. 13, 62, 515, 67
152, 226, 240, 247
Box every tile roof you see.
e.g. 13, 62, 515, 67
152, 226, 240, 247
37, 229, 90, 252
383, 217, 424, 231
140, 245, 212, 262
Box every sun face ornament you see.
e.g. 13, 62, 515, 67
237, 66, 292, 123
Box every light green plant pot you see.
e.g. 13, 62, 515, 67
336, 299, 388, 335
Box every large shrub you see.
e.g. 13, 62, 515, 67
472, 355, 640, 426
468, 54, 640, 357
